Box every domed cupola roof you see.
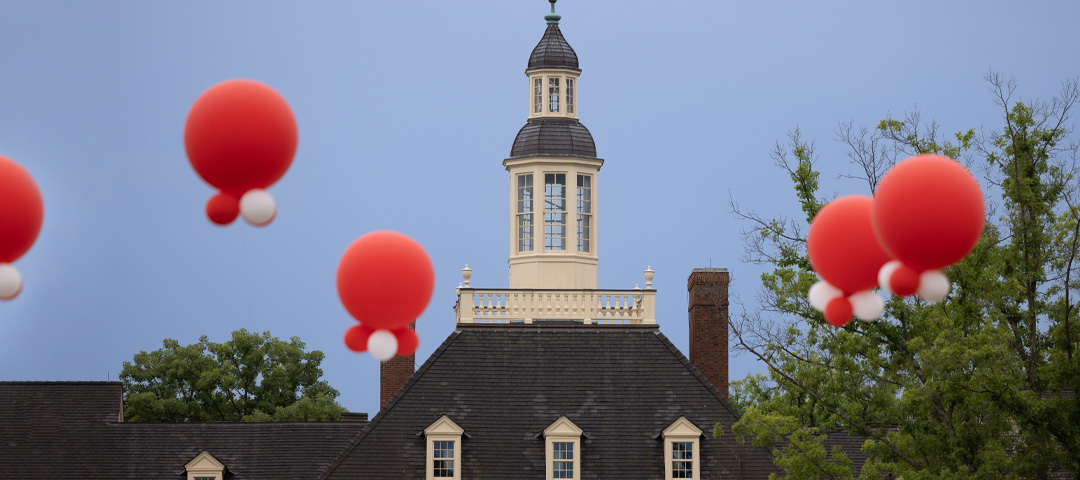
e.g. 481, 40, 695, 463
510, 118, 596, 158
526, 1, 580, 72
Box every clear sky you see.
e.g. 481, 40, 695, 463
2, 1, 1078, 416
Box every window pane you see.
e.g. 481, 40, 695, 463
534, 78, 543, 113
673, 442, 693, 478
544, 174, 566, 250
576, 175, 591, 252
549, 77, 560, 112
553, 442, 574, 478
518, 174, 534, 252
433, 440, 455, 478
567, 78, 575, 114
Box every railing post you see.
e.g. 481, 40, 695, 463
524, 290, 534, 324
642, 289, 656, 324
457, 288, 475, 324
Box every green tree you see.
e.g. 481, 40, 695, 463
121, 329, 345, 422
726, 74, 1079, 479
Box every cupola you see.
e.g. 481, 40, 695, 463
504, 0, 603, 290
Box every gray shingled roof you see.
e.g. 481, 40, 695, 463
527, 23, 580, 72
510, 118, 597, 158
0, 382, 364, 480
321, 324, 782, 479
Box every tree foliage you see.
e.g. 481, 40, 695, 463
727, 73, 1080, 479
121, 329, 345, 422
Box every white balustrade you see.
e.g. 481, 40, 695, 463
454, 288, 656, 325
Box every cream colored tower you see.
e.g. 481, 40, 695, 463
504, 1, 603, 289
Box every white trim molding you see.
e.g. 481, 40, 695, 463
184, 451, 225, 480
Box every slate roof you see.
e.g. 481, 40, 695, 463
510, 118, 597, 158
527, 23, 580, 72
0, 381, 364, 480
320, 324, 781, 479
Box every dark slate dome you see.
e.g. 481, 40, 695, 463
527, 23, 580, 72
510, 119, 596, 158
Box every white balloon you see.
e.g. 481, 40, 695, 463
878, 260, 903, 295
240, 189, 276, 226
917, 270, 950, 303
0, 264, 21, 300
808, 281, 842, 312
368, 329, 398, 361
849, 290, 884, 321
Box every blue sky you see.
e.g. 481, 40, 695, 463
1, 1, 1078, 416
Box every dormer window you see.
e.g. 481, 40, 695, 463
544, 416, 583, 479
425, 415, 464, 480
662, 417, 702, 480
184, 451, 225, 480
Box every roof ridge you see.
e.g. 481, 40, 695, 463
318, 330, 464, 480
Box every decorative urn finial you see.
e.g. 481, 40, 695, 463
461, 264, 472, 287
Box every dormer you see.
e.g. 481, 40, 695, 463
184, 451, 225, 480
543, 416, 583, 479
424, 415, 465, 480
662, 417, 703, 480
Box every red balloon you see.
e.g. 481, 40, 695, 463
0, 155, 44, 263
393, 326, 419, 356
337, 231, 435, 330
807, 195, 892, 295
872, 154, 984, 272
825, 297, 853, 327
206, 193, 240, 225
888, 264, 920, 297
184, 79, 297, 199
344, 324, 376, 352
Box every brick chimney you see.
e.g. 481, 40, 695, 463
380, 324, 416, 408
687, 268, 730, 397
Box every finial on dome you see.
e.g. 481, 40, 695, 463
545, 0, 561, 25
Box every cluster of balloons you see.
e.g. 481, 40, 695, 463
0, 156, 44, 301
186, 80, 437, 361
338, 231, 435, 361
807, 154, 985, 327
5, 78, 436, 364
184, 79, 297, 226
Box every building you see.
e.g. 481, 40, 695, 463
0, 2, 811, 478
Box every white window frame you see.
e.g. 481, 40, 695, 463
566, 77, 575, 114
548, 76, 560, 112
544, 416, 582, 479
663, 417, 702, 480
184, 451, 225, 480
533, 76, 543, 114
518, 174, 534, 252
575, 174, 591, 253
425, 415, 464, 480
